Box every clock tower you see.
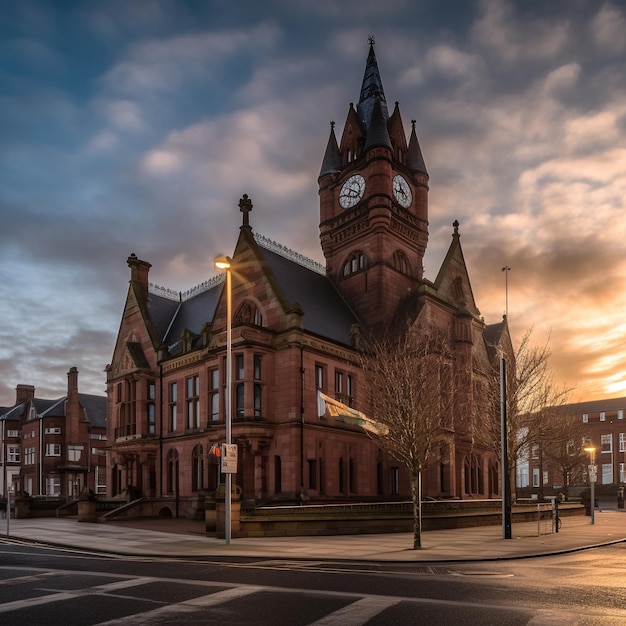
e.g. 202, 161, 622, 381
319, 39, 429, 334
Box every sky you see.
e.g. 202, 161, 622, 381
1, 0, 625, 407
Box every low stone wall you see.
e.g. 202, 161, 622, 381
236, 500, 584, 537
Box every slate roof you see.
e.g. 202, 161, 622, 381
262, 248, 359, 345
0, 394, 106, 428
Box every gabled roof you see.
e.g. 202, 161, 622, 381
0, 394, 106, 428
432, 221, 481, 318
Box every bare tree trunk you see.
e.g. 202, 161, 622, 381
411, 472, 422, 549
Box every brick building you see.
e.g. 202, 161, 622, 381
521, 397, 626, 496
106, 41, 511, 517
0, 367, 107, 498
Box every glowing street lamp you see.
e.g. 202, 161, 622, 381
584, 445, 597, 525
214, 255, 232, 545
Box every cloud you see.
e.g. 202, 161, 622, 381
591, 2, 626, 53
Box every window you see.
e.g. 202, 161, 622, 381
169, 382, 178, 432
315, 364, 325, 390
342, 252, 366, 276
308, 459, 317, 489
235, 354, 245, 380
391, 467, 399, 495
600, 411, 606, 422
602, 463, 613, 484
532, 468, 540, 488
254, 355, 263, 417
45, 476, 61, 496
601, 434, 612, 453
95, 466, 106, 495
619, 433, 625, 453
7, 429, 19, 438
46, 443, 61, 456
209, 368, 220, 422
147, 380, 156, 435
67, 445, 83, 462
45, 427, 61, 434
618, 410, 624, 420
235, 384, 245, 418
254, 384, 262, 417
117, 377, 137, 438
392, 250, 409, 274
620, 463, 625, 483
582, 413, 588, 423
192, 445, 204, 492
335, 370, 354, 406
186, 375, 200, 429
7, 446, 20, 462
24, 447, 35, 465
531, 445, 539, 460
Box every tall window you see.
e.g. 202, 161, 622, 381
315, 364, 325, 390
391, 467, 399, 495
619, 433, 626, 453
582, 413, 588, 423
600, 411, 606, 421
335, 370, 354, 406
169, 382, 178, 432
601, 434, 612, 453
7, 446, 20, 462
24, 447, 36, 465
117, 377, 137, 438
46, 476, 61, 496
254, 354, 262, 417
166, 449, 179, 494
235, 384, 245, 418
186, 375, 200, 429
235, 354, 244, 381
147, 380, 156, 435
192, 445, 204, 492
209, 368, 219, 422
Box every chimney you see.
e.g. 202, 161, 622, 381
127, 253, 152, 293
15, 384, 35, 404
66, 366, 81, 444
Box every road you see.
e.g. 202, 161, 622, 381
1, 537, 625, 625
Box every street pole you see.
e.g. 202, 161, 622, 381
215, 256, 233, 545
585, 446, 596, 525
501, 357, 512, 539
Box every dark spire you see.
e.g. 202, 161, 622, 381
319, 121, 341, 177
357, 37, 388, 131
407, 119, 428, 175
364, 97, 392, 150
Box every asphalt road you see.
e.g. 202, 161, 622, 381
1, 538, 625, 625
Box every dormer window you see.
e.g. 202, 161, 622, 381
342, 253, 367, 277
236, 301, 264, 327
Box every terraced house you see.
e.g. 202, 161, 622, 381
106, 41, 511, 518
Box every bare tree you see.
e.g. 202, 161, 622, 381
542, 408, 590, 499
359, 327, 455, 549
474, 329, 572, 505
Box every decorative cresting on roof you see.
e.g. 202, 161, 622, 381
149, 274, 224, 302
357, 36, 389, 131
254, 233, 326, 275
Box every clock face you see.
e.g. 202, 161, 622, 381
339, 174, 366, 209
393, 174, 412, 208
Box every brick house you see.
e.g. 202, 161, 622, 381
106, 41, 511, 517
0, 368, 107, 498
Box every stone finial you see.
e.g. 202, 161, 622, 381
239, 194, 253, 228
453, 220, 460, 235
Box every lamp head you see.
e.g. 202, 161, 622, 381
214, 255, 231, 270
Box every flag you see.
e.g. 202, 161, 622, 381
317, 390, 388, 435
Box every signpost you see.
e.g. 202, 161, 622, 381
221, 444, 238, 474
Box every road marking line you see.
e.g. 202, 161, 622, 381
94, 586, 262, 625
309, 596, 400, 625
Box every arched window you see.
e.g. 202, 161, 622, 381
192, 444, 204, 492
342, 252, 367, 277
392, 250, 409, 275
166, 449, 179, 495
236, 300, 263, 327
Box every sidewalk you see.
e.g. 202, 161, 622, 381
3, 507, 625, 562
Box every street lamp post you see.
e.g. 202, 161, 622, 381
584, 446, 596, 525
214, 255, 232, 545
